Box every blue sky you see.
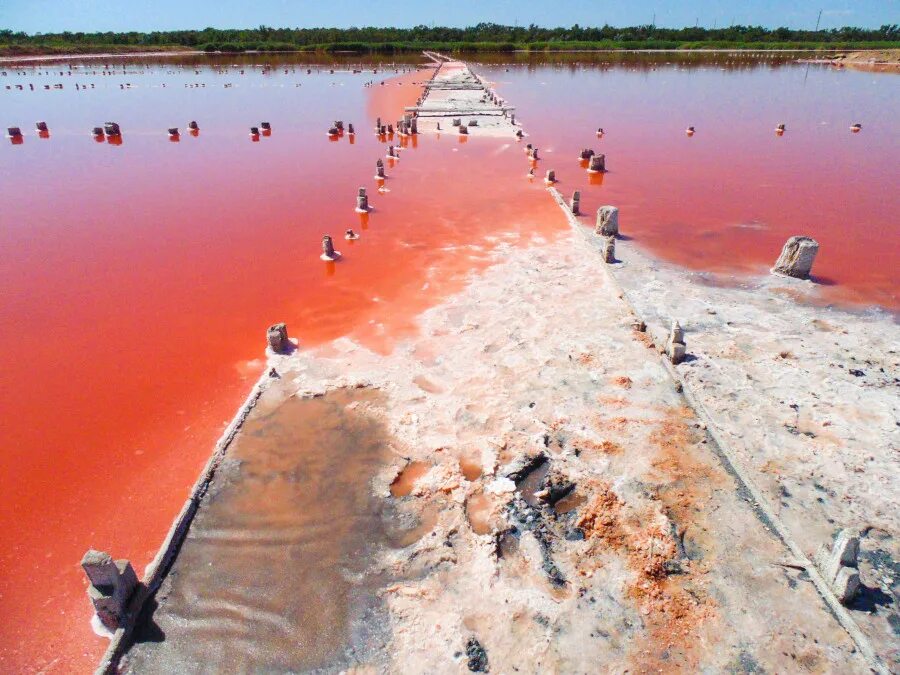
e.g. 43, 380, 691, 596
1, 0, 895, 33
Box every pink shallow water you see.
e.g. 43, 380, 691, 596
0, 58, 562, 673
0, 54, 897, 673
481, 56, 899, 308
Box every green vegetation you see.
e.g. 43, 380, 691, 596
1, 23, 897, 56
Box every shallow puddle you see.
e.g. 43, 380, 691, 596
554, 491, 587, 515
390, 461, 430, 497
123, 388, 405, 672
466, 492, 494, 535
459, 457, 483, 481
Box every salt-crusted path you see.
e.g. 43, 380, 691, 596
412, 58, 520, 138
610, 235, 900, 671
122, 222, 871, 672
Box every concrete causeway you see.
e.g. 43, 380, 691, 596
411, 56, 521, 137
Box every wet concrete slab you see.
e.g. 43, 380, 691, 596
121, 388, 407, 673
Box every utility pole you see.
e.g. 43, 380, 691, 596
652, 12, 656, 28
815, 9, 823, 31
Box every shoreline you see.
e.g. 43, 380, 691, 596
2, 46, 894, 64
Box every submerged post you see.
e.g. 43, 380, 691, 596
601, 236, 616, 264
321, 235, 341, 261
375, 158, 385, 179
595, 206, 619, 237
355, 187, 369, 212
80, 549, 138, 632
588, 154, 605, 173
772, 236, 819, 279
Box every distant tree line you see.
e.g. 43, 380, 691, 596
1, 23, 897, 55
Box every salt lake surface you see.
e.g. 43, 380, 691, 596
0, 52, 896, 672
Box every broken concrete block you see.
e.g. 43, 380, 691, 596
595, 206, 619, 237
601, 235, 616, 263
833, 566, 861, 605
772, 236, 819, 279
266, 323, 289, 353
814, 528, 861, 605
81, 549, 138, 631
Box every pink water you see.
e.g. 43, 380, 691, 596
0, 53, 897, 673
481, 55, 899, 308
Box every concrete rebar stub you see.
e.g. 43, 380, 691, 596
595, 206, 619, 237
772, 236, 819, 279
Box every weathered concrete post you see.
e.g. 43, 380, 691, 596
375, 117, 381, 132
249, 126, 260, 136
321, 235, 341, 261
387, 145, 397, 159
666, 320, 687, 365
187, 120, 199, 131
104, 122, 121, 136
544, 170, 556, 185
530, 147, 539, 160
167, 127, 179, 137
595, 206, 619, 237
35, 121, 49, 132
6, 126, 22, 138
815, 529, 861, 605
375, 158, 385, 179
348, 123, 355, 135
345, 228, 360, 240
355, 187, 369, 212
92, 126, 104, 138
266, 323, 290, 353
410, 118, 418, 134
459, 125, 468, 135
80, 549, 138, 632
570, 190, 581, 215
601, 236, 616, 263
588, 154, 605, 173
772, 236, 819, 279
